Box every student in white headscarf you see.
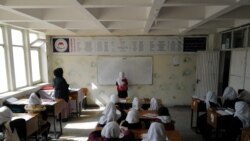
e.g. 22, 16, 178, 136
154, 106, 174, 130
238, 89, 250, 103
205, 91, 219, 110
142, 122, 167, 141
116, 72, 128, 98
197, 91, 219, 139
132, 97, 141, 110
0, 106, 21, 141
120, 109, 142, 129
110, 94, 119, 104
88, 121, 135, 141
98, 102, 122, 127
24, 92, 51, 139
24, 92, 45, 113
148, 97, 159, 111
226, 101, 250, 141
221, 86, 238, 109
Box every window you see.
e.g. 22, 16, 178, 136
30, 49, 41, 82
221, 32, 232, 49
29, 32, 41, 83
248, 27, 250, 47
29, 32, 38, 44
0, 27, 8, 93
233, 28, 247, 48
11, 29, 27, 88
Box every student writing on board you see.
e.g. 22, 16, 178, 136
116, 72, 128, 98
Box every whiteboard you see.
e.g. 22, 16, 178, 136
97, 57, 152, 85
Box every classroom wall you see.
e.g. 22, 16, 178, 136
48, 53, 196, 107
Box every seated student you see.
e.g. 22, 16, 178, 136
132, 97, 141, 110
142, 122, 168, 141
238, 89, 250, 103
97, 102, 122, 127
154, 106, 173, 130
24, 92, 50, 140
120, 109, 142, 129
110, 94, 127, 123
226, 101, 250, 141
0, 106, 21, 141
197, 91, 219, 138
221, 86, 238, 109
148, 97, 159, 111
88, 121, 135, 141
110, 94, 119, 104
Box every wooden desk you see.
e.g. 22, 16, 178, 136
241, 128, 250, 141
207, 108, 233, 138
190, 98, 206, 128
12, 113, 39, 137
40, 89, 84, 117
8, 99, 64, 139
69, 89, 85, 117
95, 127, 181, 141
124, 109, 158, 119
131, 129, 181, 141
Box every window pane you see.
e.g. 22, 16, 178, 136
233, 28, 247, 48
11, 29, 23, 46
0, 27, 3, 44
29, 33, 38, 44
31, 49, 41, 82
0, 46, 8, 93
13, 47, 27, 88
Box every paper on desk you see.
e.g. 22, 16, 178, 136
216, 110, 232, 116
142, 113, 157, 118
141, 133, 170, 141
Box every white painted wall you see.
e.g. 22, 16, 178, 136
48, 53, 197, 107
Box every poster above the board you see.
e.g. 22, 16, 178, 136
52, 36, 183, 55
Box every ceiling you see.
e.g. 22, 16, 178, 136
0, 0, 250, 36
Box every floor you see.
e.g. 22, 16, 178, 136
44, 106, 204, 141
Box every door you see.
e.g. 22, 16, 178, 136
195, 51, 220, 100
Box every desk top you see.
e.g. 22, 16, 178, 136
9, 99, 62, 106
119, 98, 161, 104
95, 127, 181, 141
12, 113, 38, 121
124, 109, 158, 119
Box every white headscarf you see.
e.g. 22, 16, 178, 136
156, 116, 171, 124
28, 93, 41, 105
116, 72, 125, 86
142, 122, 167, 141
0, 106, 13, 125
148, 97, 159, 110
132, 97, 141, 110
238, 90, 250, 103
99, 102, 121, 124
101, 121, 120, 138
110, 94, 119, 104
223, 86, 237, 102
125, 109, 139, 123
205, 91, 217, 109
234, 101, 250, 128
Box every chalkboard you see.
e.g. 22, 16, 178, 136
97, 57, 152, 85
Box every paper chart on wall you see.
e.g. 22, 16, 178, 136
52, 36, 183, 55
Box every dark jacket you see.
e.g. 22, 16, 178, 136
53, 77, 69, 102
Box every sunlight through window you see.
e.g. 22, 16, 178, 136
0, 27, 8, 93
64, 121, 98, 129
91, 82, 98, 90
30, 49, 41, 82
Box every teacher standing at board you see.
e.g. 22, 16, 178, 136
116, 72, 128, 98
